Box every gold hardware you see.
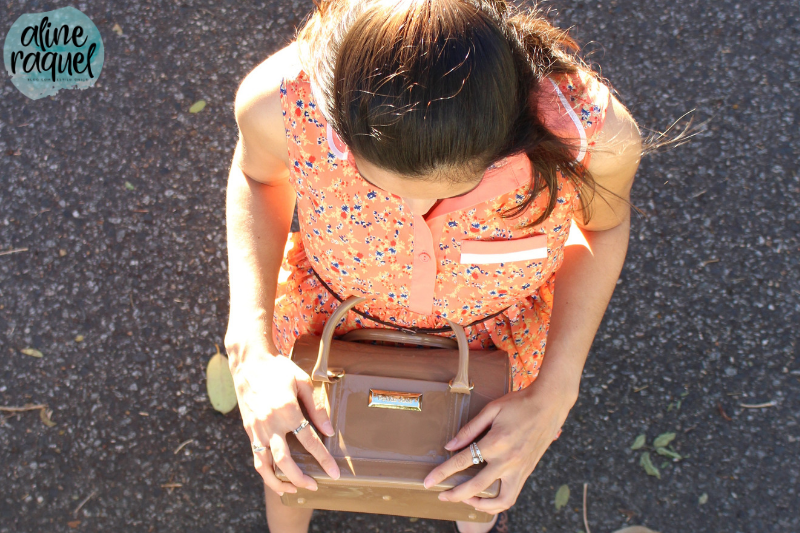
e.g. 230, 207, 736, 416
382, 495, 392, 501
327, 368, 345, 381
296, 498, 306, 504
468, 513, 477, 519
368, 389, 422, 411
448, 379, 474, 391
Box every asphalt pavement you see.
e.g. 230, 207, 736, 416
1, 0, 798, 532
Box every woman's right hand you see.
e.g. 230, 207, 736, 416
225, 334, 341, 496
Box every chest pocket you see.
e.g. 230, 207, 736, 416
457, 234, 550, 301
459, 234, 547, 264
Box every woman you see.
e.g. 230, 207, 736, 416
225, 1, 645, 532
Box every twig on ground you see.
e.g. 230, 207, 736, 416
160, 483, 183, 488
740, 401, 776, 409
173, 439, 195, 455
0, 248, 29, 257
718, 402, 732, 421
0, 404, 46, 412
73, 489, 98, 517
583, 483, 591, 533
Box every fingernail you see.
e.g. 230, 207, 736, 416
322, 421, 335, 436
277, 492, 284, 497
444, 438, 457, 450
438, 493, 448, 502
423, 478, 431, 489
331, 468, 340, 480
287, 488, 297, 494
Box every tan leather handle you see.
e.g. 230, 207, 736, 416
312, 295, 472, 394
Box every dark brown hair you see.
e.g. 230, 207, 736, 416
295, 0, 601, 227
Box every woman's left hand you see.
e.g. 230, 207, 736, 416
422, 378, 577, 515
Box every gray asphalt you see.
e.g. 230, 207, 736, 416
1, 0, 798, 532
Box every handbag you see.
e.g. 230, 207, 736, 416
275, 295, 510, 523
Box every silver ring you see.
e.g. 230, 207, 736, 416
292, 419, 310, 435
473, 442, 485, 463
469, 443, 479, 465
252, 443, 268, 453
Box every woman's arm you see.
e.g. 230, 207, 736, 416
521, 91, 643, 409
225, 46, 341, 495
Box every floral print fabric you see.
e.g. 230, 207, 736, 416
272, 62, 610, 392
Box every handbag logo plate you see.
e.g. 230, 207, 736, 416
368, 389, 422, 411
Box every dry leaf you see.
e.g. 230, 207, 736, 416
39, 407, 56, 427
112, 23, 122, 35
653, 432, 676, 448
631, 434, 646, 450
655, 447, 682, 460
75, 335, 84, 342
206, 344, 238, 414
698, 493, 708, 505
639, 452, 661, 479
21, 347, 43, 358
554, 484, 570, 511
67, 520, 81, 528
189, 100, 207, 113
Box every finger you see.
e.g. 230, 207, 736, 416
437, 465, 500, 503
444, 403, 500, 451
423, 446, 476, 489
246, 424, 297, 495
293, 418, 341, 480
296, 374, 335, 438
253, 446, 297, 496
270, 434, 318, 491
463, 478, 516, 514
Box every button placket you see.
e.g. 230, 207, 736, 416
407, 213, 437, 315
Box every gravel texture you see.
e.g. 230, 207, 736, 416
1, 0, 797, 532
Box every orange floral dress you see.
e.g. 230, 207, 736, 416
272, 60, 610, 392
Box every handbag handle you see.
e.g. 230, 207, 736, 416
311, 295, 473, 394
338, 329, 459, 349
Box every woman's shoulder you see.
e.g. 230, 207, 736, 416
535, 68, 612, 163
234, 43, 303, 170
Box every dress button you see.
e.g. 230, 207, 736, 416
418, 252, 431, 263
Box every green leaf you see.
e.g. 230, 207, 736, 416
698, 493, 708, 505
124, 181, 135, 190
206, 344, 238, 414
656, 447, 683, 460
21, 347, 43, 358
631, 434, 646, 450
653, 432, 676, 448
189, 100, 207, 113
639, 452, 661, 479
555, 484, 570, 511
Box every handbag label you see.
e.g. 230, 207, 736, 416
368, 389, 422, 411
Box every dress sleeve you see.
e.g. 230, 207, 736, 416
536, 68, 612, 169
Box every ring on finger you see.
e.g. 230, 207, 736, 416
472, 441, 484, 463
292, 419, 310, 435
469, 443, 479, 465
252, 442, 269, 453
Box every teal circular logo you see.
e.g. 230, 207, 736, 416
3, 6, 104, 100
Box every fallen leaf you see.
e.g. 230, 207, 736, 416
124, 181, 135, 190
630, 434, 646, 450
21, 347, 43, 358
206, 344, 238, 414
189, 100, 207, 113
112, 23, 123, 35
67, 520, 81, 528
554, 484, 570, 511
655, 447, 682, 460
75, 335, 84, 342
39, 407, 56, 427
408, 517, 419, 523
59, 249, 67, 257
698, 493, 708, 505
653, 432, 676, 448
639, 452, 661, 479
